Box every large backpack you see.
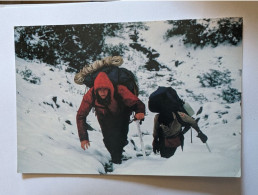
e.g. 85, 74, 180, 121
83, 66, 139, 96
148, 86, 192, 126
148, 87, 186, 113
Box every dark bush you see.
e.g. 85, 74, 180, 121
197, 69, 233, 87
102, 43, 128, 57
19, 69, 41, 85
220, 87, 241, 103
14, 23, 124, 71
165, 18, 242, 48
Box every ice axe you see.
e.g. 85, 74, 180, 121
135, 119, 146, 159
129, 115, 146, 159
197, 131, 211, 153
205, 142, 212, 153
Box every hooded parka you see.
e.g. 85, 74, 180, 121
76, 72, 145, 162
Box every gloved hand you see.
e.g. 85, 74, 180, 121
152, 138, 160, 154
197, 131, 208, 143
135, 113, 145, 120
81, 140, 90, 150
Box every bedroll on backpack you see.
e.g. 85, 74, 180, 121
148, 86, 187, 114
83, 66, 139, 96
74, 56, 139, 96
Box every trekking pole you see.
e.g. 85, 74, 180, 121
191, 128, 193, 143
205, 142, 212, 153
135, 120, 146, 159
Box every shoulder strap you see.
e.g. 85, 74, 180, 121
174, 112, 190, 127
113, 84, 126, 113
113, 84, 123, 103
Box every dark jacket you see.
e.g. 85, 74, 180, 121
153, 112, 199, 139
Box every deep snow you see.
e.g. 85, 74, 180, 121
16, 20, 241, 177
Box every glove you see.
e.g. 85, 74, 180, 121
81, 140, 90, 150
135, 113, 145, 120
152, 139, 160, 154
197, 131, 208, 143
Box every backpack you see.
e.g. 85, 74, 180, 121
148, 87, 186, 113
83, 66, 139, 96
148, 86, 192, 127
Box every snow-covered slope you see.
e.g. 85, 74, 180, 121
16, 20, 241, 177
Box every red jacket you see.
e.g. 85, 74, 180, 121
76, 72, 145, 141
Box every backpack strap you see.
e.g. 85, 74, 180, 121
113, 84, 126, 113
174, 112, 190, 127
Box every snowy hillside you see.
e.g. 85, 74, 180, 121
16, 20, 241, 177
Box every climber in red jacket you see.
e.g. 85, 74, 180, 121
76, 72, 145, 164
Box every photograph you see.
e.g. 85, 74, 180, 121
15, 17, 242, 176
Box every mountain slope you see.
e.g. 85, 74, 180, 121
16, 20, 241, 176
